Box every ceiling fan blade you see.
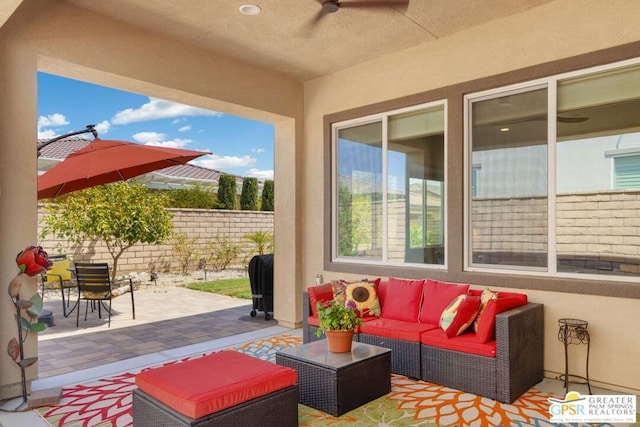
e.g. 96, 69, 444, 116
500, 115, 589, 126
557, 116, 589, 123
338, 0, 410, 9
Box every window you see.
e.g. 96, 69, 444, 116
333, 103, 446, 267
612, 155, 640, 189
467, 61, 640, 279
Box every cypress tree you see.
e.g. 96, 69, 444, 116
261, 179, 274, 211
217, 174, 237, 210
240, 177, 259, 210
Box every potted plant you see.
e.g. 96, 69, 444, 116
316, 299, 363, 352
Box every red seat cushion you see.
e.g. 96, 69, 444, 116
421, 329, 496, 357
308, 283, 334, 316
360, 318, 438, 342
135, 350, 297, 419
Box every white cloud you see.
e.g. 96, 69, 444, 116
94, 120, 111, 136
132, 131, 166, 144
178, 125, 192, 132
38, 113, 69, 127
145, 138, 192, 149
37, 129, 57, 139
112, 98, 222, 125
246, 168, 274, 180
132, 131, 191, 149
251, 148, 266, 153
193, 154, 256, 170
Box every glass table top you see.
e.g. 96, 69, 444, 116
277, 340, 390, 369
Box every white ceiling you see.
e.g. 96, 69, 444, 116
64, 0, 556, 81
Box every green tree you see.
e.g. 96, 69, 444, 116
240, 177, 259, 210
261, 179, 274, 211
217, 174, 237, 210
40, 181, 174, 281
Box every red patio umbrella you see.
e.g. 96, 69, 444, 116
38, 139, 210, 199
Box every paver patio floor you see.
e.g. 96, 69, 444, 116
37, 283, 276, 378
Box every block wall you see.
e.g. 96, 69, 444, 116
37, 206, 274, 275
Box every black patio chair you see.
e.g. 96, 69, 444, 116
74, 262, 135, 328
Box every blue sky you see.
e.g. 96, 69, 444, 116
37, 72, 275, 180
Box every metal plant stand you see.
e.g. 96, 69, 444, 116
557, 318, 592, 394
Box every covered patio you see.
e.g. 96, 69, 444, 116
1, 0, 640, 423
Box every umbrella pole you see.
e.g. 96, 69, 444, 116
37, 125, 98, 157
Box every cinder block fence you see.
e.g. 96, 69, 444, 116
38, 207, 274, 276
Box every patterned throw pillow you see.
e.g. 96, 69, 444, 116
332, 278, 381, 308
344, 282, 381, 317
331, 280, 347, 305
439, 294, 481, 338
473, 289, 498, 333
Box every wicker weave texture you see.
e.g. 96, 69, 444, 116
421, 346, 497, 398
358, 333, 421, 379
132, 386, 298, 427
496, 302, 544, 403
276, 350, 391, 416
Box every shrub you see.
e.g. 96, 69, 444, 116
204, 234, 241, 271
165, 185, 216, 209
244, 230, 273, 256
261, 180, 274, 211
217, 174, 237, 210
240, 177, 258, 210
171, 232, 200, 274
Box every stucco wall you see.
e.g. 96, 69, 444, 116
0, 0, 302, 398
38, 207, 274, 275
302, 1, 640, 394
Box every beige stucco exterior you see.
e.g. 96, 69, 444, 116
1, 0, 639, 398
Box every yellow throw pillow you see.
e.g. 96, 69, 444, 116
345, 282, 381, 317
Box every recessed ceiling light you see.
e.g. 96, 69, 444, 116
500, 127, 510, 132
239, 4, 261, 15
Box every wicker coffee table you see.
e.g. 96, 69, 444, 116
275, 340, 391, 416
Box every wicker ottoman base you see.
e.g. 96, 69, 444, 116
132, 385, 298, 427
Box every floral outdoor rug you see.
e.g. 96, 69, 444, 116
36, 334, 621, 427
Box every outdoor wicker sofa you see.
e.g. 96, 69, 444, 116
303, 277, 544, 403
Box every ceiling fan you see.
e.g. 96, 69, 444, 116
501, 115, 589, 126
316, 0, 409, 14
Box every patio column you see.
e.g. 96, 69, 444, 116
273, 117, 302, 328
0, 26, 40, 399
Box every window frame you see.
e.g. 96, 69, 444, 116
464, 57, 640, 283
330, 100, 448, 270
323, 41, 640, 300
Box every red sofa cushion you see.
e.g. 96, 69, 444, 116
135, 350, 297, 419
421, 329, 496, 358
419, 280, 470, 325
308, 282, 334, 316
474, 293, 527, 342
381, 277, 425, 322
359, 318, 438, 342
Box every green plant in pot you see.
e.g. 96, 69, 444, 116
316, 299, 363, 352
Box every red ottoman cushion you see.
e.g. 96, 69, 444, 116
135, 350, 297, 419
